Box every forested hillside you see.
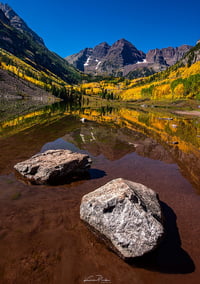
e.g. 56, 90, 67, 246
0, 3, 85, 100
77, 42, 200, 101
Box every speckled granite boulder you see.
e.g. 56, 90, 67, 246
14, 149, 92, 185
80, 178, 164, 259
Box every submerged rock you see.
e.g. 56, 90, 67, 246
14, 149, 92, 185
80, 178, 164, 259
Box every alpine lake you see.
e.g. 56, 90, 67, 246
0, 98, 200, 284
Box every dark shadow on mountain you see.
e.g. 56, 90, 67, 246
127, 201, 195, 274
89, 168, 107, 179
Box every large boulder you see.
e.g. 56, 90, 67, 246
14, 149, 92, 185
80, 178, 164, 259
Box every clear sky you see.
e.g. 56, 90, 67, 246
2, 0, 200, 57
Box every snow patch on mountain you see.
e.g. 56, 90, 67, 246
136, 59, 147, 64
84, 56, 91, 66
95, 60, 101, 70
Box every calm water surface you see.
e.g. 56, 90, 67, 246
0, 101, 200, 284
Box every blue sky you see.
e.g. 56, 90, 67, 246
2, 0, 200, 57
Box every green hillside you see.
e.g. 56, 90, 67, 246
0, 18, 83, 85
77, 43, 200, 102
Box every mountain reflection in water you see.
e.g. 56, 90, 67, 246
0, 101, 200, 192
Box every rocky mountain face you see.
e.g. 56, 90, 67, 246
146, 45, 192, 66
66, 40, 192, 78
0, 2, 82, 84
0, 2, 44, 45
66, 47, 93, 71
125, 45, 192, 79
66, 39, 146, 76
178, 40, 200, 67
0, 8, 9, 24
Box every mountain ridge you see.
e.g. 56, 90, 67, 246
78, 42, 200, 102
66, 39, 146, 76
66, 39, 192, 78
0, 2, 44, 45
0, 2, 83, 88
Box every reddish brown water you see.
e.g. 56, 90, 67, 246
0, 105, 200, 284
